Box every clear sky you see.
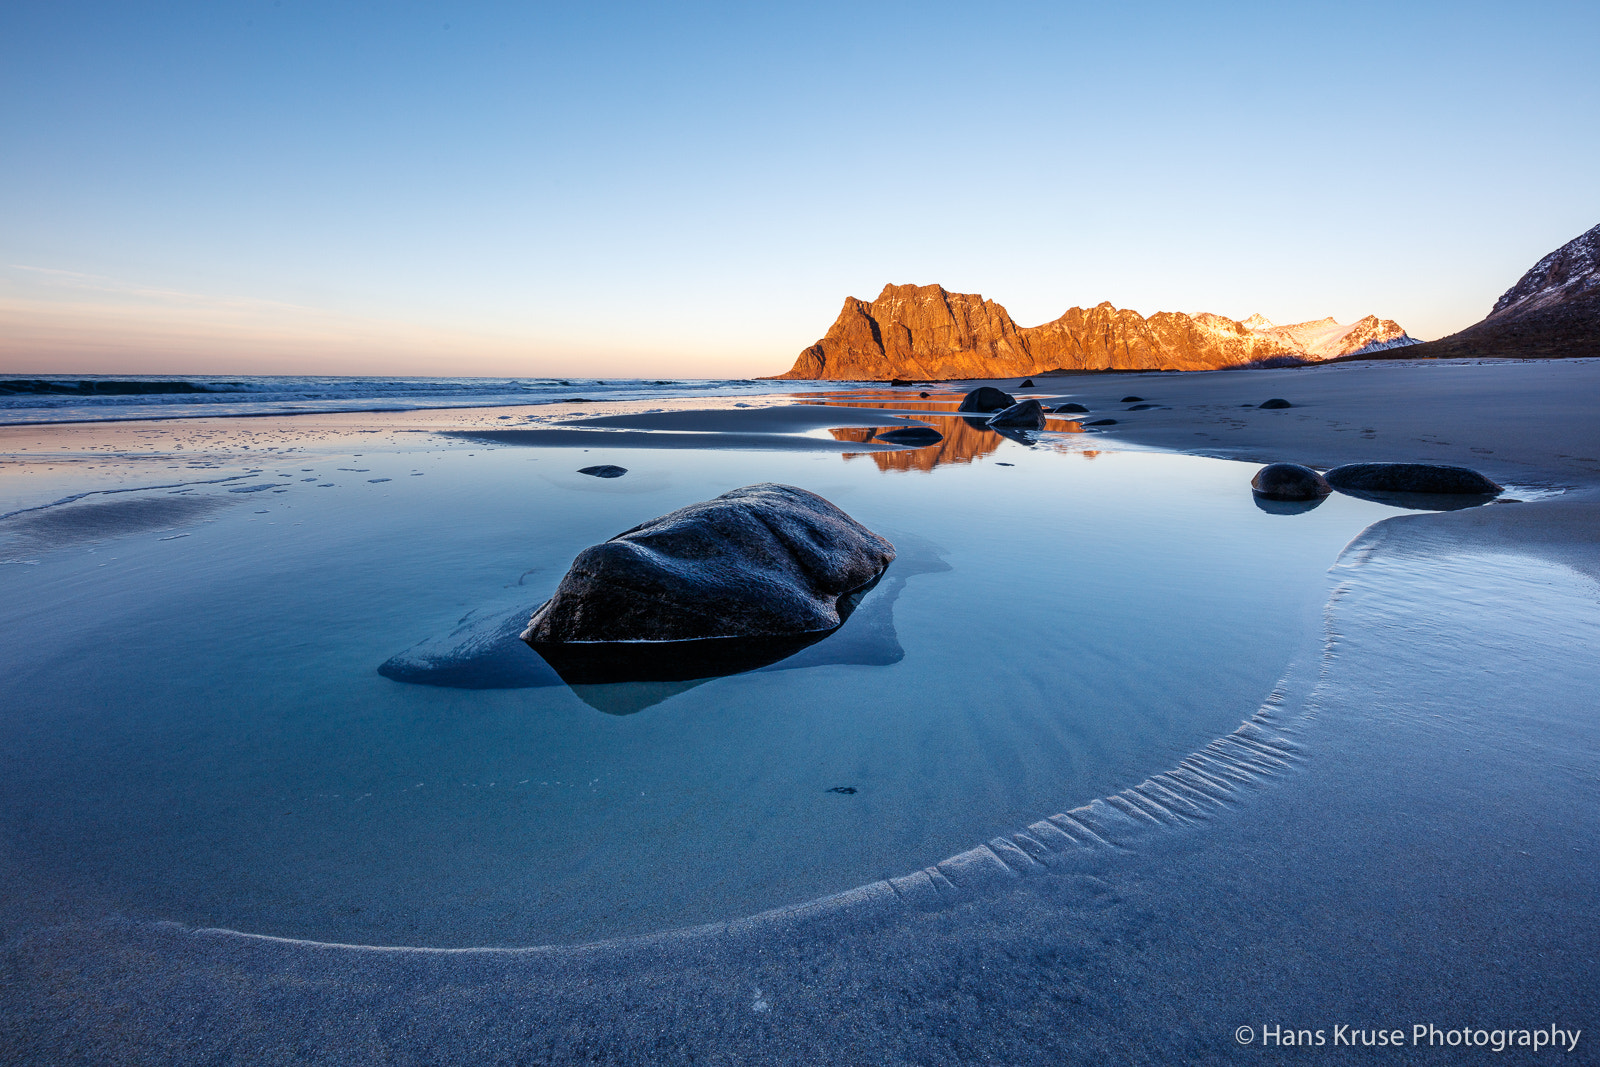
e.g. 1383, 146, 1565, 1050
2, 0, 1596, 377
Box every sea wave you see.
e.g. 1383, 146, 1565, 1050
0, 374, 837, 424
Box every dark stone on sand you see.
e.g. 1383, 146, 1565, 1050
523, 484, 895, 684
1259, 398, 1293, 409
987, 399, 1047, 429
956, 387, 1016, 413
1251, 463, 1332, 501
578, 465, 628, 478
1085, 418, 1118, 426
1054, 402, 1090, 413
1324, 463, 1501, 495
876, 425, 944, 445
1121, 395, 1144, 403
1018, 379, 1035, 388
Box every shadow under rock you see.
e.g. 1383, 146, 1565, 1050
377, 531, 952, 713
1329, 487, 1499, 512
1251, 493, 1327, 516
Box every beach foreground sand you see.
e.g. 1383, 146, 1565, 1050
2, 358, 1596, 1064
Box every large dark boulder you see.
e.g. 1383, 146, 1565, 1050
1324, 463, 1501, 495
1251, 463, 1331, 501
987, 399, 1047, 429
523, 484, 895, 683
1054, 402, 1089, 413
956, 387, 1016, 413
1259, 398, 1292, 409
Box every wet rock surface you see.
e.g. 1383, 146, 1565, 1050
956, 387, 1016, 413
1251, 463, 1332, 501
986, 399, 1047, 429
523, 484, 896, 683
1259, 398, 1293, 409
1324, 463, 1501, 495
578, 465, 629, 478
1054, 402, 1089, 413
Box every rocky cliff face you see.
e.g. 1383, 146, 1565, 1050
1488, 222, 1600, 322
1360, 222, 1600, 361
772, 284, 1415, 380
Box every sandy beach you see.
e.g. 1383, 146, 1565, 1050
2, 358, 1597, 1063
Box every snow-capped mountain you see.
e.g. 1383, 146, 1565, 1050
770, 285, 1420, 379
1241, 314, 1418, 359
1487, 222, 1600, 322
1387, 222, 1600, 361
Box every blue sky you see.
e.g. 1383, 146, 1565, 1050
2, 0, 1596, 376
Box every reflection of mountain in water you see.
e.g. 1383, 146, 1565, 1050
818, 398, 1082, 472
831, 420, 1000, 472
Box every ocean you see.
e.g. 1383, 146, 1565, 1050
0, 373, 845, 425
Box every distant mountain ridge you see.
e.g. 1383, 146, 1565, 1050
1356, 222, 1600, 361
770, 285, 1415, 380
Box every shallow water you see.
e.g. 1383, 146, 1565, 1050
0, 406, 1419, 947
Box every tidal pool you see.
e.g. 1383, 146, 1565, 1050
0, 410, 1417, 947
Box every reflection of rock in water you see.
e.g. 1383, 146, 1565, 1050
822, 398, 1081, 472
831, 420, 1003, 472
376, 533, 951, 713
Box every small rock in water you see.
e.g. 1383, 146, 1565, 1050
876, 425, 943, 445
956, 387, 1016, 413
1054, 402, 1090, 413
1324, 463, 1501, 495
1085, 418, 1118, 426
1259, 398, 1293, 409
578, 465, 628, 478
889, 378, 915, 387
918, 391, 930, 398
1126, 403, 1158, 411
987, 399, 1047, 429
1018, 379, 1035, 388
523, 484, 895, 684
1251, 463, 1332, 500
995, 462, 1014, 466
827, 786, 857, 795
1121, 395, 1144, 403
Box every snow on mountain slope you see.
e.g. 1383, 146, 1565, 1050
1242, 314, 1418, 359
1487, 222, 1600, 321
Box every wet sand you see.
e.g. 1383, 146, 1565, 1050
3, 358, 1598, 1064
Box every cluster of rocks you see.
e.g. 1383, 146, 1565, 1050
1252, 460, 1502, 512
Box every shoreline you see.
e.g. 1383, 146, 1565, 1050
3, 357, 1597, 1061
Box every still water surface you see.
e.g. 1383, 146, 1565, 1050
0, 411, 1408, 946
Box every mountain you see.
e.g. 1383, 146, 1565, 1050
1354, 222, 1600, 361
1241, 313, 1419, 359
769, 284, 1415, 380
